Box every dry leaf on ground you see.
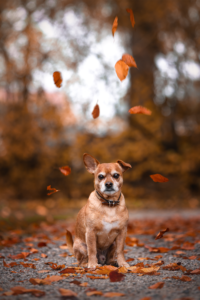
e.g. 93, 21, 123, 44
126, 8, 135, 27
129, 106, 152, 115
86, 290, 103, 296
29, 278, 51, 285
60, 267, 76, 274
86, 275, 109, 279
59, 288, 77, 297
115, 60, 129, 81
41, 253, 48, 258
47, 185, 59, 196
92, 104, 100, 119
148, 282, 164, 289
150, 174, 169, 183
59, 166, 71, 176
53, 71, 62, 88
104, 292, 125, 297
109, 270, 125, 282
3, 260, 18, 268
155, 228, 169, 240
8, 252, 30, 259
8, 286, 45, 297
112, 17, 118, 37
122, 54, 137, 68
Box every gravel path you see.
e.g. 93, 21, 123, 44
0, 210, 200, 300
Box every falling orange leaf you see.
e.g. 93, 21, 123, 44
126, 8, 135, 27
122, 54, 137, 68
150, 174, 169, 183
53, 71, 62, 88
115, 60, 129, 81
59, 288, 77, 297
92, 104, 100, 119
129, 106, 152, 115
47, 185, 59, 196
104, 292, 125, 297
112, 17, 118, 37
155, 228, 169, 240
148, 282, 164, 289
59, 166, 71, 176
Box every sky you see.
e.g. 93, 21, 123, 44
33, 11, 130, 121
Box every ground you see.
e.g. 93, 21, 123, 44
0, 210, 200, 300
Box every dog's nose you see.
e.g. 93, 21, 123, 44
105, 182, 113, 188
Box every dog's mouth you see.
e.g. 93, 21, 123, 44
104, 188, 116, 194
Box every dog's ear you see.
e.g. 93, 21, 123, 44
83, 153, 100, 174
117, 160, 132, 173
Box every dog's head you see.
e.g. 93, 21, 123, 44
83, 153, 131, 197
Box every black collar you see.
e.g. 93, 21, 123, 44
96, 190, 121, 206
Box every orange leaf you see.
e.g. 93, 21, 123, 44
115, 60, 129, 81
190, 269, 200, 274
122, 54, 137, 68
10, 286, 45, 297
29, 278, 51, 285
112, 17, 118, 37
148, 282, 164, 289
8, 252, 30, 259
104, 292, 125, 297
92, 104, 100, 119
53, 71, 62, 88
29, 248, 38, 254
129, 106, 152, 115
86, 275, 109, 279
43, 275, 64, 283
49, 263, 65, 270
139, 298, 152, 300
86, 290, 103, 296
41, 253, 48, 258
3, 260, 18, 268
60, 267, 76, 274
59, 288, 77, 297
150, 174, 169, 183
80, 282, 88, 287
155, 228, 169, 240
59, 166, 71, 176
126, 8, 135, 27
38, 242, 47, 247
180, 275, 192, 282
47, 185, 59, 196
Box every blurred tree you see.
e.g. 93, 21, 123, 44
0, 0, 200, 202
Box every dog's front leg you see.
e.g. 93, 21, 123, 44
116, 227, 130, 268
86, 229, 98, 269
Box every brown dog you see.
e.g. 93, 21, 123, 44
66, 153, 132, 269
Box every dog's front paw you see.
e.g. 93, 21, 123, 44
117, 261, 130, 268
88, 263, 98, 270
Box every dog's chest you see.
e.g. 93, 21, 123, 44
101, 220, 119, 233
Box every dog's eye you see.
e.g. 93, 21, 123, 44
113, 173, 119, 179
98, 174, 105, 180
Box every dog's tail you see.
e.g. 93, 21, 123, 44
66, 230, 74, 254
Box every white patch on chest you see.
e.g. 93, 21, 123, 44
102, 220, 119, 233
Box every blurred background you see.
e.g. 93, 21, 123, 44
0, 0, 200, 226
